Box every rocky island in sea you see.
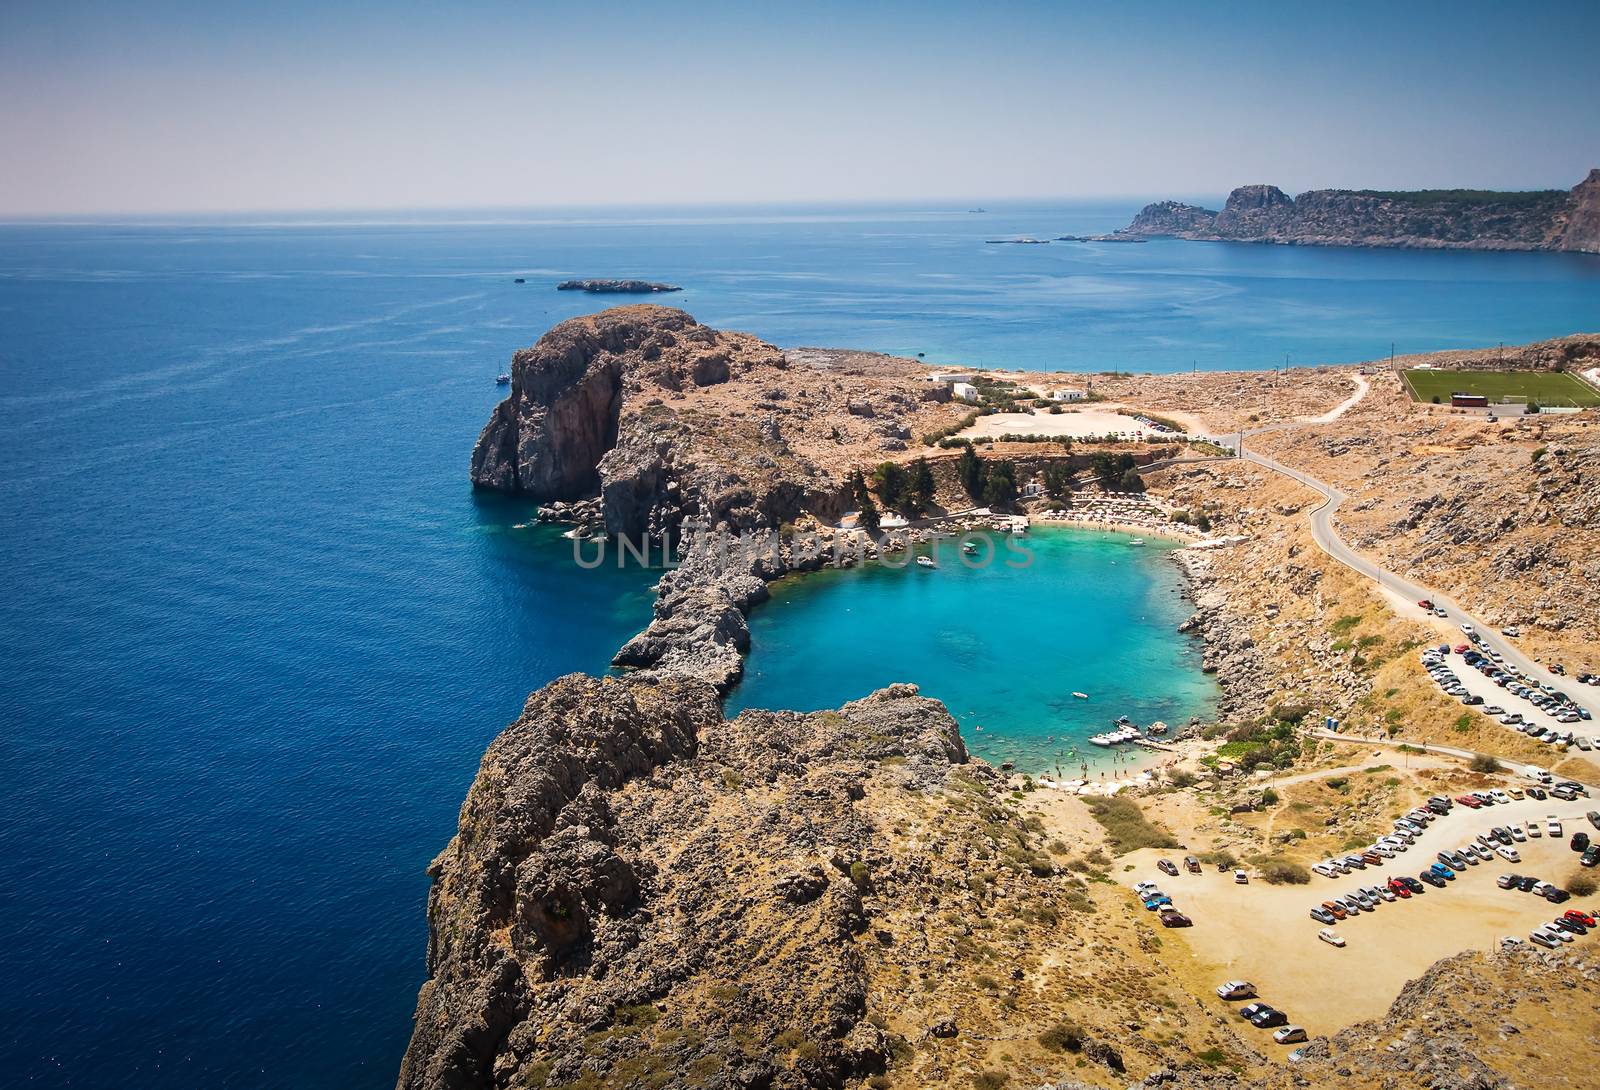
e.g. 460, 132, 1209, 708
1110, 168, 1600, 252
557, 279, 683, 294
405, 305, 1600, 1090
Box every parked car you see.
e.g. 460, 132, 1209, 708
1548, 818, 1564, 837
1530, 930, 1560, 949
1496, 845, 1521, 863
1143, 895, 1172, 910
1238, 1002, 1271, 1020
1574, 833, 1591, 852
1159, 909, 1192, 928
1563, 910, 1596, 928
1388, 878, 1412, 898
1251, 1008, 1289, 1029
1582, 846, 1600, 868
1185, 855, 1202, 874
1431, 862, 1456, 879
1546, 887, 1571, 904
1234, 870, 1249, 885
1420, 871, 1446, 888
1322, 900, 1347, 920
1497, 874, 1519, 889
1273, 1025, 1308, 1045
1317, 929, 1346, 948
1588, 810, 1600, 830
1217, 981, 1256, 1000
1310, 907, 1337, 924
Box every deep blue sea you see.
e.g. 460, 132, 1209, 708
2, 204, 1598, 1088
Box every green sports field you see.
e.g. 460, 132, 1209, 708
1401, 368, 1600, 407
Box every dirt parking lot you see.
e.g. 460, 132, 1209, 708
1123, 795, 1598, 1034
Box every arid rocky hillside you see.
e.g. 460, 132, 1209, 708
1119, 170, 1600, 252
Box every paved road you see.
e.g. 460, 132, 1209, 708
1226, 431, 1600, 724
1309, 731, 1597, 790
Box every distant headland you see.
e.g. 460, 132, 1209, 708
556, 278, 682, 294
1108, 168, 1600, 253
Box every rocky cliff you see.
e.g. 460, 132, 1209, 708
398, 676, 975, 1090
470, 308, 963, 542
1118, 170, 1600, 252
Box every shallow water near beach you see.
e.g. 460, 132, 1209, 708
728, 529, 1218, 775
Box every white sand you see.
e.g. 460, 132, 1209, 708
957, 409, 1159, 440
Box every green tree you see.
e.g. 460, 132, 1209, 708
911, 457, 937, 513
847, 468, 872, 508
1042, 462, 1073, 501
873, 461, 910, 512
983, 459, 1017, 508
1119, 469, 1146, 493
958, 445, 986, 499
857, 493, 880, 534
1090, 452, 1117, 486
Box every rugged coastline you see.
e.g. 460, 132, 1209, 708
406, 308, 1600, 1089
1114, 169, 1600, 253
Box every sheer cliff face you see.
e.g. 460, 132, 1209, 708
398, 677, 971, 1090
1118, 170, 1600, 251
1562, 168, 1600, 253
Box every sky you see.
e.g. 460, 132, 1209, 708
2, 0, 1598, 217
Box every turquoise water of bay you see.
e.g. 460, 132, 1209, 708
1, 204, 1597, 1088
727, 530, 1215, 777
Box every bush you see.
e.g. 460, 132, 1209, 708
1469, 754, 1502, 773
1271, 703, 1311, 725
1084, 797, 1179, 853
1258, 859, 1311, 885
1038, 1021, 1084, 1053
1260, 787, 1279, 806
1567, 873, 1597, 898
972, 1073, 1009, 1090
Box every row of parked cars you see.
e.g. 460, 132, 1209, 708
1420, 641, 1595, 746
1312, 795, 1457, 879
1494, 877, 1597, 948
1132, 880, 1192, 928
1214, 982, 1307, 1044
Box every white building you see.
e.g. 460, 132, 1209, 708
952, 382, 979, 402
927, 371, 976, 384
1048, 388, 1086, 402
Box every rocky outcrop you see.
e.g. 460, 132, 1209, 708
398, 676, 969, 1090
1561, 168, 1600, 253
1117, 170, 1600, 252
471, 307, 847, 540
556, 280, 681, 294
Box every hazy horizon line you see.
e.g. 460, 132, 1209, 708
2, 177, 1589, 230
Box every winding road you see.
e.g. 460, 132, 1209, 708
1209, 377, 1600, 723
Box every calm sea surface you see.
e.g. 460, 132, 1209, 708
2, 205, 1597, 1087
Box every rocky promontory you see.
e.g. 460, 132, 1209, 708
1116, 169, 1600, 252
397, 676, 976, 1090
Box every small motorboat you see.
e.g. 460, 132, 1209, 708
495, 373, 511, 385
1072, 691, 1089, 700
916, 555, 936, 568
1128, 538, 1146, 547
962, 542, 979, 555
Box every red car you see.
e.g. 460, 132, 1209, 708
1388, 878, 1412, 898
1453, 644, 1470, 655
1564, 910, 1596, 928
1456, 795, 1483, 809
1418, 599, 1433, 609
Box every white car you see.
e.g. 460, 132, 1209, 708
1273, 1026, 1308, 1044
1526, 822, 1541, 838
1495, 845, 1521, 863
1509, 825, 1526, 842
1318, 928, 1346, 947
1490, 790, 1512, 804
1538, 924, 1574, 944
1312, 863, 1337, 878
1216, 980, 1256, 1000
1548, 818, 1563, 837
